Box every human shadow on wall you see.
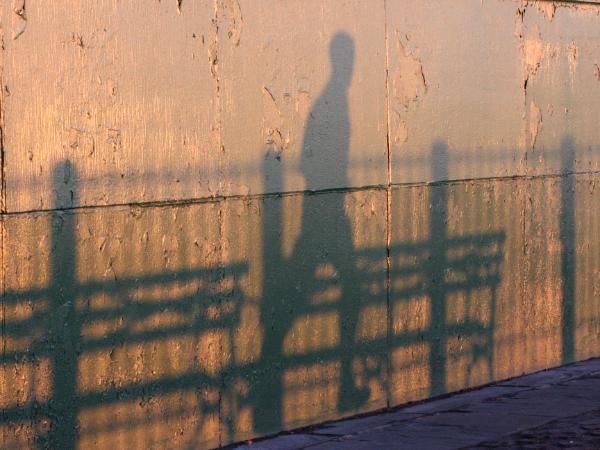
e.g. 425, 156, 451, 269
256, 31, 370, 435
253, 32, 507, 435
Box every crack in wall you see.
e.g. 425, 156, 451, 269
209, 0, 225, 199
209, 1, 226, 441
1, 0, 6, 384
383, 0, 392, 410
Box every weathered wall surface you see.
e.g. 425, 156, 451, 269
1, 0, 599, 448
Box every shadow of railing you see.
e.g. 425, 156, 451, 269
1, 148, 506, 448
1, 161, 249, 449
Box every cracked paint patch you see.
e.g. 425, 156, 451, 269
529, 101, 542, 150
262, 87, 288, 161
568, 41, 578, 79
536, 1, 555, 21
517, 18, 560, 90
523, 36, 544, 79
392, 32, 426, 108
12, 0, 27, 40
221, 0, 243, 46
393, 119, 408, 147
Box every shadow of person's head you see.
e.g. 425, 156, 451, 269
330, 31, 355, 88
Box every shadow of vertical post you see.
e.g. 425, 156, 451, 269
255, 156, 286, 435
560, 136, 576, 364
428, 141, 449, 396
45, 160, 79, 449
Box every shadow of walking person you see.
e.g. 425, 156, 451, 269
293, 31, 370, 412
256, 31, 369, 437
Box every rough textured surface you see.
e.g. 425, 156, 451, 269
1, 0, 387, 211
2, 1, 219, 211
387, 0, 524, 183
219, 0, 388, 195
1, 0, 600, 449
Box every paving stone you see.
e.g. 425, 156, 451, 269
310, 412, 421, 436
465, 409, 600, 449
498, 361, 600, 388
400, 386, 525, 414
310, 424, 486, 450
232, 433, 330, 450
412, 411, 553, 438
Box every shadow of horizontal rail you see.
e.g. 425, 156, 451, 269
1, 229, 505, 439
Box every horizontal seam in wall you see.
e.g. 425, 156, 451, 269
2, 169, 599, 217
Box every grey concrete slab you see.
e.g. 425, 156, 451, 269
412, 411, 553, 438
400, 386, 525, 414
232, 433, 330, 450
310, 423, 487, 450
310, 412, 421, 436
498, 360, 600, 388
330, 423, 484, 450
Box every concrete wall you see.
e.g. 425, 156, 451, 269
1, 0, 600, 448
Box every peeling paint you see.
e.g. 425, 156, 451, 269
221, 0, 243, 46
594, 64, 600, 81
568, 41, 578, 78
392, 32, 426, 108
552, 1, 600, 15
518, 21, 560, 90
536, 1, 556, 21
12, 0, 27, 40
523, 36, 544, 79
392, 115, 408, 146
209, 0, 224, 181
262, 86, 288, 160
529, 101, 542, 149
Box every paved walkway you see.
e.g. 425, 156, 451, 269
232, 358, 600, 449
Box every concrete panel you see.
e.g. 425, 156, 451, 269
386, 0, 525, 184
519, 176, 564, 370
389, 173, 523, 404
1, 199, 229, 449
389, 165, 600, 407
218, 0, 387, 195
520, 4, 600, 176
2, 0, 218, 212
573, 174, 600, 361
504, 170, 600, 371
